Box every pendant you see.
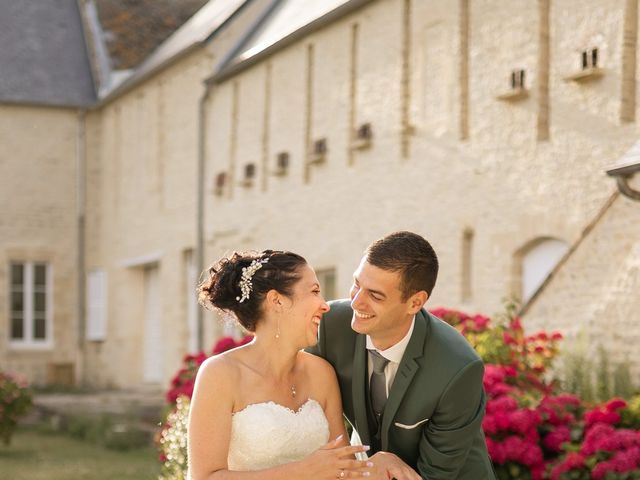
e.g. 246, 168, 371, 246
291, 384, 297, 398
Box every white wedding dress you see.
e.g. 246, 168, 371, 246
227, 398, 330, 471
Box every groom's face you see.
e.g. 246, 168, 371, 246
349, 257, 416, 350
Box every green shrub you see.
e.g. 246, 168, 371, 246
0, 371, 33, 446
104, 423, 150, 451
613, 360, 635, 399
562, 347, 638, 403
595, 345, 611, 402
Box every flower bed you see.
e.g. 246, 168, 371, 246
158, 309, 640, 479
434, 307, 640, 479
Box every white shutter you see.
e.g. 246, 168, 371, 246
86, 270, 107, 341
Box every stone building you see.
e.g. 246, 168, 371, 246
1, 0, 639, 390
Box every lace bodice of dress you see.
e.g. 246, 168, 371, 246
227, 398, 330, 471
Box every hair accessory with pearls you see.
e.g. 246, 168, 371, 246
236, 257, 269, 303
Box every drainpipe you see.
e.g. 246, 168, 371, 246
76, 109, 87, 385
606, 161, 640, 201
196, 80, 214, 351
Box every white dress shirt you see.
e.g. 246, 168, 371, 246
366, 316, 416, 397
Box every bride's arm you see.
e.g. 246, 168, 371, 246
308, 354, 350, 444
188, 355, 372, 480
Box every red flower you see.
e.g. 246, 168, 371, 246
550, 452, 586, 480
510, 317, 523, 331
212, 337, 237, 355
584, 408, 621, 428
486, 395, 518, 414
472, 315, 490, 330
605, 398, 627, 413
543, 425, 571, 452
508, 409, 541, 435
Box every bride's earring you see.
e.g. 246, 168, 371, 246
275, 299, 282, 339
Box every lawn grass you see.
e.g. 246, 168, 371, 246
0, 428, 161, 480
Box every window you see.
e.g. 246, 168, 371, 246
521, 238, 569, 302
86, 270, 107, 341
510, 69, 526, 89
582, 48, 598, 70
316, 268, 337, 301
9, 262, 52, 347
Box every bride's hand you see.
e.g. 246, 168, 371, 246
299, 435, 374, 479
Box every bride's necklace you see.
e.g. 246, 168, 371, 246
290, 384, 297, 398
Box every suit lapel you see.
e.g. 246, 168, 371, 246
380, 311, 429, 450
351, 333, 371, 445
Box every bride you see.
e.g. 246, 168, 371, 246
188, 250, 374, 479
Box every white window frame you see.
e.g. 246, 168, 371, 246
9, 261, 54, 350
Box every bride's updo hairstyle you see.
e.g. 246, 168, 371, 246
198, 250, 307, 332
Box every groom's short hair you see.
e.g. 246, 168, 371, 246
365, 231, 438, 300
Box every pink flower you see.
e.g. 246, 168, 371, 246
554, 393, 581, 406
487, 438, 507, 464
508, 409, 541, 435
550, 452, 585, 480
605, 398, 627, 413
212, 337, 237, 354
510, 317, 523, 331
585, 408, 621, 428
543, 425, 571, 452
592, 461, 615, 480
472, 315, 490, 330
486, 395, 518, 414
520, 444, 543, 467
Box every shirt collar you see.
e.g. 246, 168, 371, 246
366, 316, 416, 364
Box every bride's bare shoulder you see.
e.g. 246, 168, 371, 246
298, 351, 337, 381
197, 346, 248, 383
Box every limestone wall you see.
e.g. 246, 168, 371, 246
0, 104, 80, 385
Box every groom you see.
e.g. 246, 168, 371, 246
308, 231, 496, 480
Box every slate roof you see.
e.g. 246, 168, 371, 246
0, 0, 97, 108
94, 0, 209, 71
102, 0, 252, 100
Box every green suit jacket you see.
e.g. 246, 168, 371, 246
308, 299, 496, 480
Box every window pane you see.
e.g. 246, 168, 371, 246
11, 316, 24, 339
11, 291, 24, 312
317, 268, 337, 300
34, 291, 46, 312
34, 264, 47, 286
34, 317, 46, 339
11, 263, 24, 286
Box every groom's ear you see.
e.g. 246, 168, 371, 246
407, 291, 428, 314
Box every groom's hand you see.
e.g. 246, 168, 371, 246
369, 452, 422, 480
